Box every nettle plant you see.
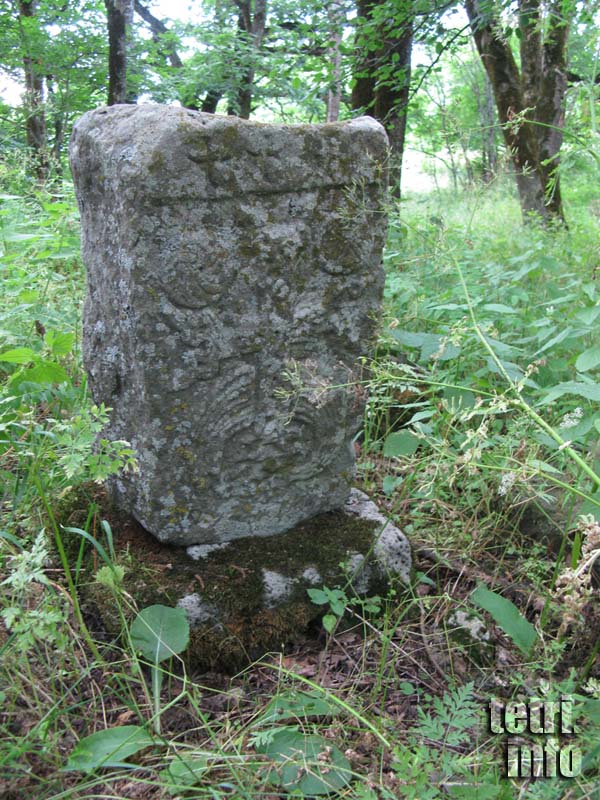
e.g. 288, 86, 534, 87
370, 212, 600, 526
0, 194, 136, 525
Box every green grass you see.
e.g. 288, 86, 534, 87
1, 169, 600, 798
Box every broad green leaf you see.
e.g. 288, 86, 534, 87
442, 387, 476, 410
161, 756, 209, 793
555, 416, 594, 441
65, 725, 153, 773
254, 726, 352, 796
409, 408, 436, 423
45, 330, 75, 356
384, 431, 419, 457
482, 335, 522, 357
389, 329, 459, 361
0, 347, 35, 364
322, 613, 337, 633
578, 497, 600, 521
17, 290, 38, 303
382, 475, 403, 495
470, 585, 538, 655
484, 358, 533, 385
582, 282, 597, 302
389, 329, 431, 348
535, 327, 576, 356
482, 303, 517, 314
539, 381, 600, 405
130, 604, 189, 664
528, 459, 562, 475
20, 361, 68, 384
307, 588, 328, 605
575, 307, 600, 327
254, 691, 337, 726
580, 699, 600, 724
576, 345, 600, 373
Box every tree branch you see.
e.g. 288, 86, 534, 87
133, 0, 183, 68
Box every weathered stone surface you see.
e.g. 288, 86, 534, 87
70, 104, 388, 546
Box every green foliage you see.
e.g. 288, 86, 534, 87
65, 725, 154, 773
253, 726, 352, 796
129, 604, 190, 734
130, 604, 190, 664
254, 690, 339, 725
470, 584, 538, 655
159, 755, 209, 794
308, 584, 382, 633
369, 170, 600, 548
0, 0, 106, 174
0, 193, 136, 539
1, 8, 600, 793
390, 683, 503, 800
0, 530, 69, 652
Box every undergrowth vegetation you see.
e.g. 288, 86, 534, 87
1, 168, 600, 798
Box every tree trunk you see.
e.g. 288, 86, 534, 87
105, 0, 133, 105
481, 71, 497, 182
134, 0, 182, 68
18, 0, 48, 183
351, 0, 413, 198
231, 0, 267, 119
535, 0, 569, 218
134, 1, 222, 112
326, 1, 344, 122
46, 75, 64, 178
467, 44, 498, 183
201, 90, 222, 113
465, 0, 569, 223
466, 0, 547, 219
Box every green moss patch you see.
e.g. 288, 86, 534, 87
53, 487, 386, 672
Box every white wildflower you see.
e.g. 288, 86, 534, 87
559, 407, 583, 429
498, 471, 517, 497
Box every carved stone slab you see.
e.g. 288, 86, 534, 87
70, 104, 388, 545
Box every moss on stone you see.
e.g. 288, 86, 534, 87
56, 486, 389, 672
148, 150, 166, 174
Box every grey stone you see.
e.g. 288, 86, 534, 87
302, 567, 323, 585
187, 542, 230, 560
344, 489, 412, 583
176, 593, 220, 628
70, 104, 388, 546
262, 569, 294, 608
344, 552, 373, 594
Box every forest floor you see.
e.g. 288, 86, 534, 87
1, 166, 600, 798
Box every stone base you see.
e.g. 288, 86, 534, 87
64, 489, 411, 672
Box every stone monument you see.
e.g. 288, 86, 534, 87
70, 104, 389, 547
